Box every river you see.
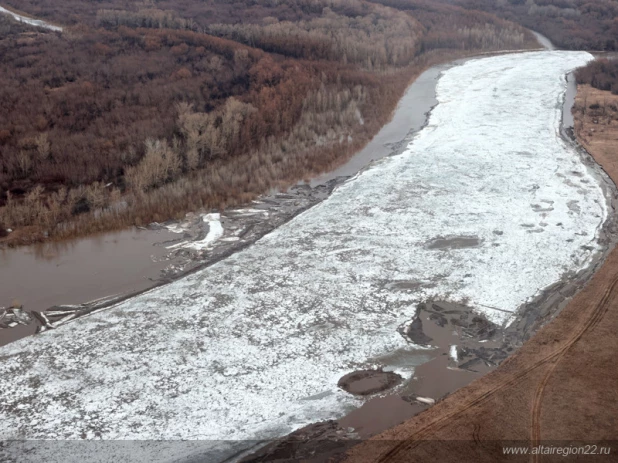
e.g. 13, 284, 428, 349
0, 51, 610, 462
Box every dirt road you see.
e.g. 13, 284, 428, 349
344, 85, 618, 462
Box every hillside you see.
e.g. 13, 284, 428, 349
443, 0, 618, 50
0, 0, 536, 245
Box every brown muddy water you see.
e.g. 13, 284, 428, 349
309, 65, 442, 186
0, 180, 343, 347
339, 301, 497, 438
239, 300, 507, 462
531, 31, 555, 51
0, 228, 180, 345
3, 41, 560, 348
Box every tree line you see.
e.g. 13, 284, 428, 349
576, 59, 618, 94
442, 0, 618, 51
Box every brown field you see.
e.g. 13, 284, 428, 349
574, 86, 618, 163
342, 84, 618, 463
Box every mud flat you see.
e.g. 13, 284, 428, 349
0, 50, 613, 463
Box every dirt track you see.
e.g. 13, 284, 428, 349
343, 85, 618, 462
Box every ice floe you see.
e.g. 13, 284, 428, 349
449, 345, 458, 362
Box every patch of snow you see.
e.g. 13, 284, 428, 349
449, 345, 458, 362
229, 208, 269, 216
165, 240, 189, 250
0, 52, 606, 462
163, 213, 225, 250
163, 223, 188, 234
0, 6, 62, 31
182, 213, 223, 250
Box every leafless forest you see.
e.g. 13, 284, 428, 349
576, 58, 618, 93
447, 0, 618, 51
0, 0, 540, 244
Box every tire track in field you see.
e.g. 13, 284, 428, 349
529, 272, 618, 462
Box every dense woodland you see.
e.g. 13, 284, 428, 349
0, 0, 537, 244
442, 0, 618, 50
367, 0, 531, 51
576, 59, 618, 94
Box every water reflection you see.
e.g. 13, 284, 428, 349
0, 227, 176, 315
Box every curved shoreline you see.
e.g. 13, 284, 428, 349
344, 74, 618, 463
239, 56, 618, 462
3, 54, 615, 463
1, 11, 613, 461
0, 7, 544, 346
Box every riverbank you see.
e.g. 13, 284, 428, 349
340, 72, 618, 463
0, 0, 540, 250
0, 178, 348, 347
573, 85, 618, 168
